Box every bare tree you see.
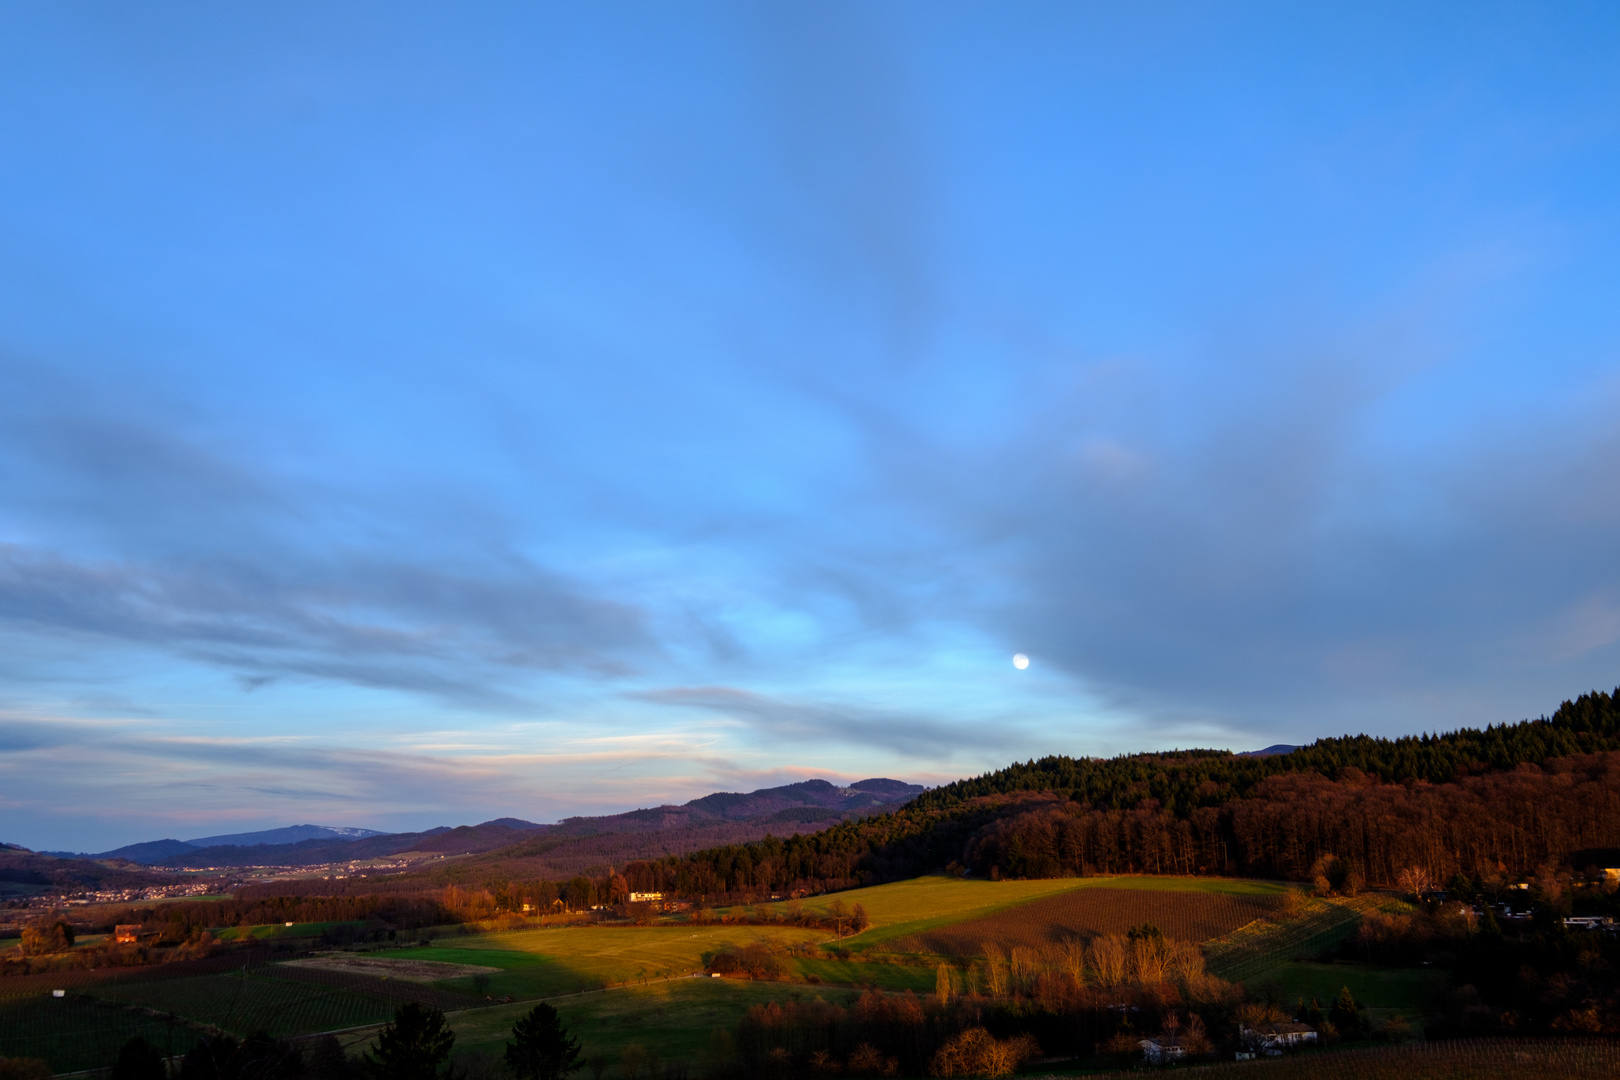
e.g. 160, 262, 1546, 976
1396, 865, 1433, 898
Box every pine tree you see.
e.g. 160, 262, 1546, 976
1329, 985, 1366, 1036
505, 1002, 582, 1080
362, 1003, 455, 1080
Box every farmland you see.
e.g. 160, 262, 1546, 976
0, 874, 1438, 1074
93, 970, 404, 1037
748, 873, 1288, 954
367, 978, 867, 1070
767, 874, 1100, 944
0, 993, 206, 1073
385, 922, 828, 999
892, 884, 1279, 955
1203, 894, 1396, 982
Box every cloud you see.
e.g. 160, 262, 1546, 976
859, 336, 1620, 734
0, 542, 652, 706
633, 684, 1004, 755
0, 362, 656, 706
0, 709, 952, 851
0, 711, 579, 842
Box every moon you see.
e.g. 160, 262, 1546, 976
1012, 653, 1029, 670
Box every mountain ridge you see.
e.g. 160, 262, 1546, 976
39, 776, 923, 870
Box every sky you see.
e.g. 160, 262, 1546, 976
3, 3, 1620, 851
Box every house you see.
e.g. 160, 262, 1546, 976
1564, 916, 1615, 931
1240, 1023, 1317, 1055
1139, 1038, 1187, 1065
629, 892, 663, 903
114, 925, 139, 944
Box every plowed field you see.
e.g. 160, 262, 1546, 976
894, 886, 1277, 954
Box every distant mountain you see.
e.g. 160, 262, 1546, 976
1237, 744, 1300, 757
78, 825, 391, 864
84, 777, 924, 871
185, 824, 389, 847
548, 778, 926, 838
92, 839, 200, 863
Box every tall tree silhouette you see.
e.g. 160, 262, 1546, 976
362, 1003, 454, 1080
505, 1002, 583, 1080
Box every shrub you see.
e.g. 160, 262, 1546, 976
928, 1027, 1038, 1078
111, 1036, 167, 1080
706, 942, 785, 979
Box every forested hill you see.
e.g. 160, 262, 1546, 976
401, 689, 1620, 905
557, 687, 1620, 898
913, 687, 1620, 817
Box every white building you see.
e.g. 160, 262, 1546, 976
1139, 1038, 1187, 1065
1240, 1023, 1317, 1056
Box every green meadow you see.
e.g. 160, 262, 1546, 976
354, 979, 863, 1069
388, 922, 826, 999
767, 873, 1289, 952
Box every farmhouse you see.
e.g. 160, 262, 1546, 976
114, 925, 139, 944
1240, 1022, 1317, 1055
1139, 1038, 1186, 1065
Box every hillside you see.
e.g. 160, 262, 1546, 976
41, 777, 923, 874
426, 687, 1620, 899
0, 845, 175, 900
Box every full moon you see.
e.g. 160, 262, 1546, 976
1012, 653, 1030, 670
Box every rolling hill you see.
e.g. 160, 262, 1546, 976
32, 777, 924, 875
396, 687, 1620, 900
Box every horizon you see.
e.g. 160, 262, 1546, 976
4, 4, 1620, 852
15, 706, 1590, 854
39, 773, 930, 853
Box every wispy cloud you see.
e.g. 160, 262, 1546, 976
634, 685, 1006, 755
0, 365, 657, 706
0, 710, 943, 849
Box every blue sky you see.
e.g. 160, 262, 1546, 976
3, 4, 1620, 850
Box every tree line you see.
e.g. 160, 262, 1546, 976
573, 688, 1620, 896
200, 688, 1620, 909
93, 895, 453, 941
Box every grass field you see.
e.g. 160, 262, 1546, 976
0, 993, 206, 1073
768, 875, 1098, 951
95, 969, 400, 1037
216, 920, 363, 942
763, 874, 1289, 956
1247, 960, 1446, 1020
794, 956, 934, 991
1203, 895, 1394, 983
894, 885, 1279, 954
386, 923, 827, 999
4, 874, 1409, 1074
335, 977, 861, 1076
